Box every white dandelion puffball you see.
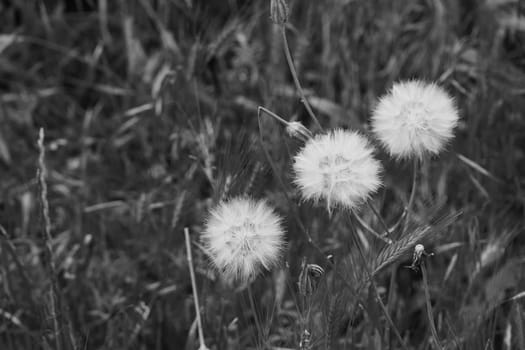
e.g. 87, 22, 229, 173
371, 80, 459, 159
293, 129, 382, 211
203, 197, 285, 284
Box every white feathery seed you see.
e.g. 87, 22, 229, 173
371, 80, 459, 159
202, 197, 285, 285
293, 129, 382, 212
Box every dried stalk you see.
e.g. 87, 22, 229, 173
37, 128, 66, 350
184, 227, 209, 350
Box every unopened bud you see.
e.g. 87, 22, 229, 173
298, 259, 324, 297
286, 121, 312, 141
270, 0, 289, 25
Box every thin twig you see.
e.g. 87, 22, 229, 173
421, 261, 443, 350
184, 227, 209, 350
280, 26, 323, 131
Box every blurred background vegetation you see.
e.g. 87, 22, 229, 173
1, 0, 525, 349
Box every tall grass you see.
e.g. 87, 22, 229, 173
0, 0, 524, 349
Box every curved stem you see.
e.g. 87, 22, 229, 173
258, 106, 289, 126
388, 210, 407, 234
366, 199, 393, 239
258, 110, 313, 246
353, 212, 392, 244
421, 261, 443, 350
280, 25, 323, 131
259, 106, 313, 143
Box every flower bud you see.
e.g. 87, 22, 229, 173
298, 259, 324, 297
270, 0, 289, 25
285, 121, 312, 141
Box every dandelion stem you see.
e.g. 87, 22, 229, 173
392, 159, 418, 233
258, 106, 289, 126
366, 200, 393, 240
353, 212, 392, 244
184, 227, 209, 350
247, 284, 264, 347
280, 25, 323, 131
388, 210, 407, 234
404, 159, 419, 231
257, 111, 314, 246
421, 261, 443, 350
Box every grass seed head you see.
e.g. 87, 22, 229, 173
293, 129, 382, 213
371, 80, 459, 160
203, 197, 285, 285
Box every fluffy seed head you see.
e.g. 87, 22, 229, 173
203, 197, 285, 285
371, 80, 459, 159
293, 129, 382, 212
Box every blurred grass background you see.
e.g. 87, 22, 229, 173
1, 0, 525, 349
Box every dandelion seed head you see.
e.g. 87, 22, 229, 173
203, 197, 285, 285
293, 129, 382, 212
371, 80, 459, 159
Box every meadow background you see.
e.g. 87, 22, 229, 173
1, 0, 525, 349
